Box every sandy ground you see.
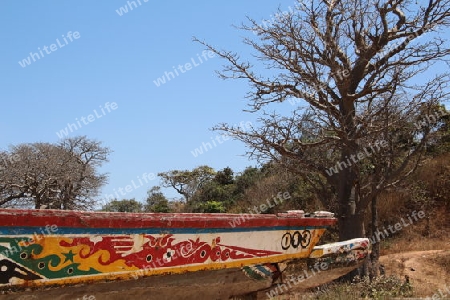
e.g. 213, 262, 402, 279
380, 249, 450, 298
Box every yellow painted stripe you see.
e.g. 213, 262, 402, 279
308, 249, 324, 258
16, 228, 327, 288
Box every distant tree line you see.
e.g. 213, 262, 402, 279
1, 125, 448, 214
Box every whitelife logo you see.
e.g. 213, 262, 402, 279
102, 172, 157, 203
115, 0, 149, 16
153, 50, 216, 87
56, 102, 118, 138
18, 31, 81, 68
325, 140, 388, 176
0, 225, 58, 258
190, 121, 253, 158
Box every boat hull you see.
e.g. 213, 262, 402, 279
0, 209, 336, 291
0, 267, 273, 300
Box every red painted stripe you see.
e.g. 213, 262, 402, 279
0, 209, 336, 229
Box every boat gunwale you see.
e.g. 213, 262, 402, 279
0, 208, 337, 229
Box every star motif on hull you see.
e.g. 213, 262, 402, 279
62, 250, 75, 263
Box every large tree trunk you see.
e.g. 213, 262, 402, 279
336, 144, 365, 241
335, 151, 370, 280
339, 211, 368, 282
338, 212, 365, 241
370, 196, 381, 278
34, 195, 41, 209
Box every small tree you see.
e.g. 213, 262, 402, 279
214, 167, 234, 185
144, 186, 171, 213
158, 165, 216, 202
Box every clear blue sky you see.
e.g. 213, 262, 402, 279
0, 1, 295, 206
1, 1, 448, 207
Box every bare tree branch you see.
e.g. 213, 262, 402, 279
195, 0, 450, 240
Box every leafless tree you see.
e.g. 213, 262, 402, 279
195, 0, 450, 241
0, 136, 110, 210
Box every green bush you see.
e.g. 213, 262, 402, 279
195, 200, 226, 213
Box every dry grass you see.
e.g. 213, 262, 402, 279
381, 236, 450, 256
379, 204, 450, 255
308, 276, 413, 300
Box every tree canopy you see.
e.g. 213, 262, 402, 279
145, 186, 171, 213
158, 165, 216, 202
0, 136, 110, 210
102, 198, 143, 213
195, 0, 450, 240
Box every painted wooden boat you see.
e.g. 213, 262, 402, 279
0, 208, 369, 298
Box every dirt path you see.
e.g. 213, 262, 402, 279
380, 249, 450, 297
256, 250, 450, 299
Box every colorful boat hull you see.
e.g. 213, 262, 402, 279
0, 209, 336, 290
